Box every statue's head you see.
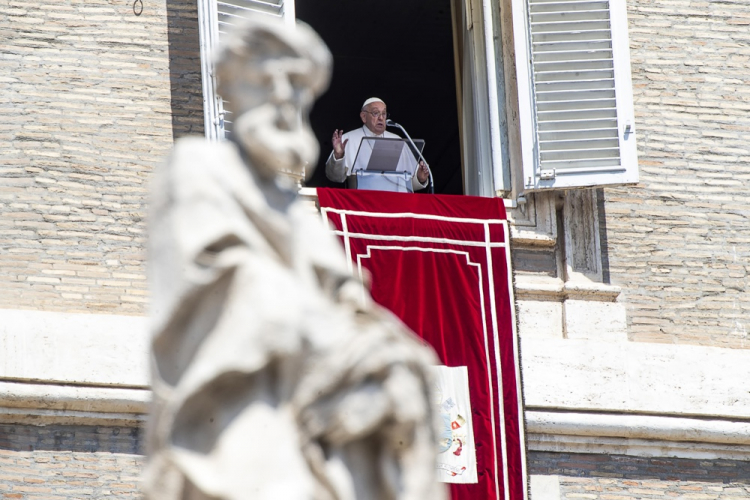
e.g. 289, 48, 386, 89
215, 18, 332, 180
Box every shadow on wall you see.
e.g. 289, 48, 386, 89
529, 451, 750, 485
0, 423, 143, 455
596, 188, 611, 284
165, 0, 205, 140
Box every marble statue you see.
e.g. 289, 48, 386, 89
144, 16, 446, 500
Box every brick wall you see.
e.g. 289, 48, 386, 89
4, 0, 747, 335
0, 423, 143, 498
0, 0, 203, 315
602, 0, 750, 348
530, 451, 750, 499
5, 431, 750, 500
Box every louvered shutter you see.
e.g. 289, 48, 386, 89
512, 0, 638, 191
197, 0, 294, 141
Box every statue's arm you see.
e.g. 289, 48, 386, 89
149, 140, 307, 379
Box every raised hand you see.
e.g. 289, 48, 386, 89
332, 129, 348, 160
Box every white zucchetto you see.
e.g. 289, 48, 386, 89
361, 97, 384, 110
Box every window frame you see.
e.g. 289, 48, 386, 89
196, 0, 638, 197
197, 0, 294, 142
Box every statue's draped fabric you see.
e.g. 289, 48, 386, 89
145, 137, 445, 500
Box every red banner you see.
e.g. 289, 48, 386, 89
318, 188, 527, 500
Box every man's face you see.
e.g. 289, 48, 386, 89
224, 52, 320, 179
360, 102, 387, 135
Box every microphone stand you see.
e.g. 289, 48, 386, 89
386, 120, 434, 194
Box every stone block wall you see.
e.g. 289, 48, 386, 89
530, 452, 750, 499
0, 424, 143, 499
0, 0, 203, 315
6, 430, 750, 500
602, 0, 750, 348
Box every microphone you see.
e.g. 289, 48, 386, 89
385, 119, 433, 193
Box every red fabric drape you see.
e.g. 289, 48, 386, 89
318, 188, 526, 500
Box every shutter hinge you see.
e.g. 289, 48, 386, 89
540, 169, 556, 180
213, 110, 226, 126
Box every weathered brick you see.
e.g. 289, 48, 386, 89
530, 452, 750, 499
599, 0, 750, 349
0, 0, 202, 315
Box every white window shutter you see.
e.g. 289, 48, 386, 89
197, 0, 293, 141
512, 0, 638, 191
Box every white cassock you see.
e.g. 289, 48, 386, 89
325, 126, 429, 193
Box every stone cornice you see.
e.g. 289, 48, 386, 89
526, 410, 750, 460
0, 380, 149, 427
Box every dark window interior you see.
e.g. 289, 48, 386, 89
296, 0, 462, 194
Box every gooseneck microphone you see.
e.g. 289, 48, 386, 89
386, 119, 434, 193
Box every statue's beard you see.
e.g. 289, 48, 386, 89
232, 103, 319, 181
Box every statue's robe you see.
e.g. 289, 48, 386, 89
145, 137, 445, 500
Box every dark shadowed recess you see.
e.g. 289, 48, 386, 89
0, 424, 143, 454
297, 0, 462, 194
597, 188, 611, 284
528, 451, 750, 485
165, 0, 206, 140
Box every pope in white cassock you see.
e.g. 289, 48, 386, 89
325, 98, 431, 192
